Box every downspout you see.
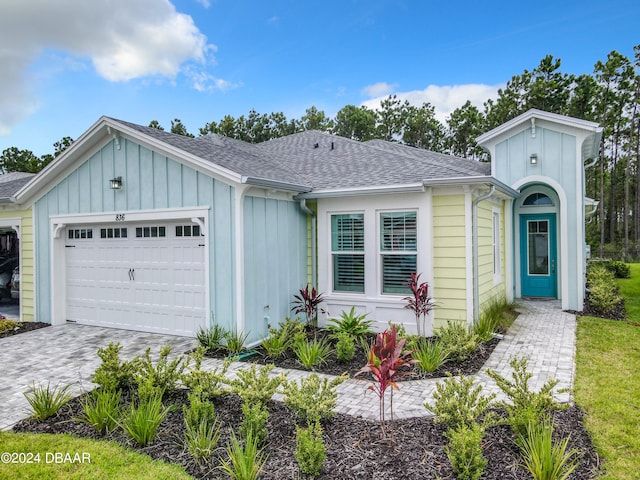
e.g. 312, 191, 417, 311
299, 199, 317, 288
472, 185, 496, 322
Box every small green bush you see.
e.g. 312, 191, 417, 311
184, 416, 221, 465
327, 307, 373, 339
239, 402, 269, 446
295, 420, 326, 477
426, 375, 496, 431
283, 374, 347, 423
445, 423, 487, 480
334, 332, 356, 362
76, 388, 121, 435
413, 337, 449, 373
120, 393, 169, 447
589, 259, 631, 279
277, 316, 307, 345
219, 431, 268, 480
224, 329, 250, 355
0, 319, 21, 334
229, 364, 286, 407
24, 382, 73, 421
181, 347, 230, 400
518, 420, 580, 480
293, 337, 332, 369
436, 321, 479, 362
134, 344, 185, 401
587, 282, 623, 317
183, 387, 217, 431
195, 324, 228, 353
260, 329, 289, 358
91, 342, 138, 392
487, 357, 566, 438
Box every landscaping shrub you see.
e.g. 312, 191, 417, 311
260, 328, 289, 359
326, 306, 373, 339
445, 423, 487, 480
404, 272, 436, 337
487, 356, 566, 438
293, 337, 332, 369
119, 393, 169, 447
589, 259, 631, 279
24, 382, 73, 421
239, 401, 269, 446
184, 416, 221, 466
517, 420, 580, 480
295, 420, 326, 477
0, 319, 21, 334
426, 374, 496, 431
412, 337, 449, 373
195, 324, 228, 353
334, 331, 356, 362
219, 431, 268, 480
283, 374, 347, 424
228, 364, 286, 406
91, 342, 138, 392
181, 346, 230, 400
436, 321, 479, 362
183, 387, 217, 431
134, 344, 185, 401
76, 388, 121, 435
291, 284, 326, 326
224, 329, 250, 355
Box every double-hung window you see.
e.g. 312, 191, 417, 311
380, 211, 417, 294
331, 213, 365, 293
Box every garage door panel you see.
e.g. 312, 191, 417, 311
65, 221, 206, 336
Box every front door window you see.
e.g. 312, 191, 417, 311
527, 220, 549, 275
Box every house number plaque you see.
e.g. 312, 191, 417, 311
115, 214, 125, 221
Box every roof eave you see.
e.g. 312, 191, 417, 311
241, 176, 312, 193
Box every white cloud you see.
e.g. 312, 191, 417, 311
196, 0, 212, 8
361, 82, 398, 98
0, 0, 222, 134
361, 83, 504, 124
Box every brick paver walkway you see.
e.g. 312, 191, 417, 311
0, 299, 575, 428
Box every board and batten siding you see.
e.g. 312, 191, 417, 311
243, 196, 308, 344
34, 138, 236, 329
432, 194, 467, 328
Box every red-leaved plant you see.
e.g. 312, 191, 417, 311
355, 325, 416, 438
291, 284, 327, 326
404, 272, 436, 337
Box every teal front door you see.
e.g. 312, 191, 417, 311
520, 214, 557, 298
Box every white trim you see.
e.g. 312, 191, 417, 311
464, 187, 473, 325
504, 199, 514, 302
512, 176, 568, 308
50, 206, 210, 225
492, 206, 502, 285
234, 185, 250, 336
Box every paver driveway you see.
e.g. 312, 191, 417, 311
0, 324, 197, 430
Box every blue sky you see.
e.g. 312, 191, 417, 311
0, 0, 638, 156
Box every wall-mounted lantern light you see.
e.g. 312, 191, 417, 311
109, 176, 123, 189
530, 154, 538, 165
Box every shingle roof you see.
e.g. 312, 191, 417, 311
110, 119, 490, 192
257, 130, 490, 189
0, 172, 35, 200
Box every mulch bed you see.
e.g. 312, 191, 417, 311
0, 321, 50, 338
207, 327, 501, 381
13, 388, 600, 479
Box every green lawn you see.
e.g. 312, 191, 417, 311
0, 432, 193, 479
575, 263, 640, 480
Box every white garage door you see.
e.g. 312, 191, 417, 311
65, 221, 206, 336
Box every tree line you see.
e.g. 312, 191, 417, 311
2, 45, 639, 258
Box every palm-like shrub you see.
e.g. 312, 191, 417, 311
518, 420, 580, 480
219, 431, 268, 480
24, 382, 72, 420
413, 337, 449, 373
327, 306, 373, 339
120, 393, 169, 446
76, 388, 121, 434
293, 338, 332, 369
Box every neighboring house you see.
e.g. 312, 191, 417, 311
13, 109, 601, 340
0, 172, 36, 321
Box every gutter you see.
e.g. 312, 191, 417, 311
472, 185, 496, 322
299, 199, 317, 288
241, 176, 312, 193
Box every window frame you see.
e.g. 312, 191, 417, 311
378, 210, 418, 296
330, 212, 365, 294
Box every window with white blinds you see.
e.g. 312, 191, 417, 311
331, 213, 365, 292
380, 211, 417, 294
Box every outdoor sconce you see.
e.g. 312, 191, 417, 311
530, 154, 538, 165
109, 176, 123, 189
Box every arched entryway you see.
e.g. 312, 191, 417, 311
514, 184, 560, 299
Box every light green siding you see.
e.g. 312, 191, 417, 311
0, 209, 34, 321
432, 194, 467, 328
477, 201, 506, 311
